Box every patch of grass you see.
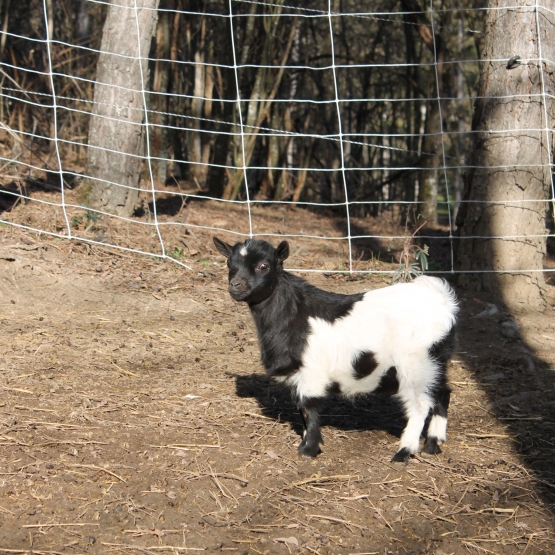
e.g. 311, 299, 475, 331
169, 246, 184, 260
390, 219, 429, 284
71, 210, 103, 231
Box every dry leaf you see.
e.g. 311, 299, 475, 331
274, 536, 298, 547
149, 529, 165, 537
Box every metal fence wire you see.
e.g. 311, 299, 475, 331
0, 0, 553, 275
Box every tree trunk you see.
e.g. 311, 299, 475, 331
188, 16, 209, 186
76, 0, 90, 43
206, 10, 236, 199
418, 100, 441, 224
453, 15, 466, 222
456, 0, 553, 311
149, 5, 171, 186
83, 0, 160, 217
226, 7, 297, 201
401, 0, 446, 226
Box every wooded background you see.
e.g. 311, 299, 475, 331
0, 0, 553, 309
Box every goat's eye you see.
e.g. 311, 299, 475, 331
258, 263, 270, 273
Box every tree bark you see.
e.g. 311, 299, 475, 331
83, 0, 160, 217
456, 0, 553, 311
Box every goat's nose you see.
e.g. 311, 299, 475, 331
230, 279, 242, 289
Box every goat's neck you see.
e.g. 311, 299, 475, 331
248, 273, 300, 333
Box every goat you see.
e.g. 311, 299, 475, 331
213, 237, 458, 462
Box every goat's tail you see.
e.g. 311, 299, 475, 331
414, 276, 459, 325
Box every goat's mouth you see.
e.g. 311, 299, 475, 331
228, 286, 252, 301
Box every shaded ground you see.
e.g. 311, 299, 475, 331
1, 199, 555, 555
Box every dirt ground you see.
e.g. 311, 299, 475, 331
1, 195, 555, 555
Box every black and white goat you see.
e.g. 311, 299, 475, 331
214, 237, 458, 462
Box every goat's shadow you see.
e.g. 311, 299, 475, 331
233, 372, 405, 442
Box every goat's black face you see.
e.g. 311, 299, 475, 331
213, 237, 289, 304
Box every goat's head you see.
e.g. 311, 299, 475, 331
213, 237, 289, 304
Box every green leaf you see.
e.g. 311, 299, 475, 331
420, 252, 428, 272
415, 248, 428, 272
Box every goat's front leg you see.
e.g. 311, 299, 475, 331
297, 398, 324, 457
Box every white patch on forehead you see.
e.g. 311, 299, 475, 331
239, 245, 248, 257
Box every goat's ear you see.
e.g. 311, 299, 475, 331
276, 241, 290, 262
213, 237, 232, 258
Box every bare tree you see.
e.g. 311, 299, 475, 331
401, 0, 447, 226
149, 3, 171, 186
187, 15, 213, 187
1, 0, 485, 220
456, 0, 554, 311
82, 0, 160, 217
76, 0, 90, 43
224, 5, 298, 201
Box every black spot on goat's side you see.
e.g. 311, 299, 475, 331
352, 351, 378, 380
326, 381, 342, 396
214, 236, 458, 463
374, 367, 400, 396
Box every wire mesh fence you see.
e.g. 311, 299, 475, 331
0, 0, 553, 275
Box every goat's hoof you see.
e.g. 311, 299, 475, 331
391, 447, 412, 463
422, 437, 442, 455
298, 442, 320, 458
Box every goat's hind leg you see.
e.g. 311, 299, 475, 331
297, 398, 324, 457
391, 358, 435, 463
391, 390, 433, 463
422, 327, 455, 455
422, 384, 451, 455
